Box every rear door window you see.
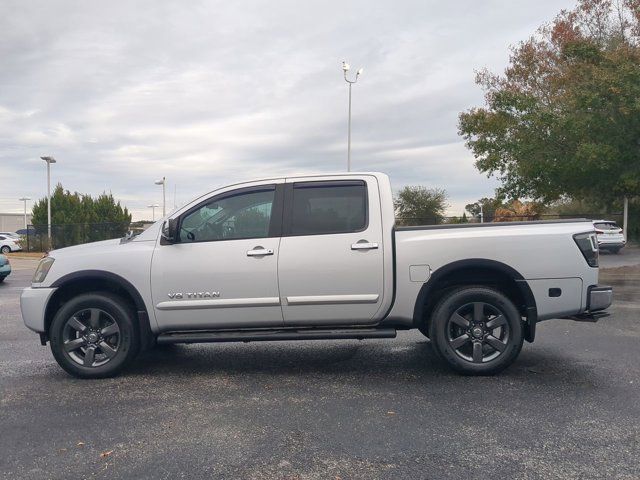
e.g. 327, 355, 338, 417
289, 181, 367, 236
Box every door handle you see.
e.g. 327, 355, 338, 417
247, 247, 274, 256
351, 241, 379, 250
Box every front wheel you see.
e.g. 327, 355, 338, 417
49, 292, 139, 378
429, 286, 524, 375
0, 246, 10, 254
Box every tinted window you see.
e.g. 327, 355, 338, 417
180, 187, 275, 242
290, 181, 367, 235
0, 236, 5, 240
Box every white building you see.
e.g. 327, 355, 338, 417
0, 213, 33, 232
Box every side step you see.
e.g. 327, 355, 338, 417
156, 327, 397, 345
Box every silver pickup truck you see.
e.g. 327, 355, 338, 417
21, 172, 612, 378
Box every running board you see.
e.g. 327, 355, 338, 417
156, 328, 397, 345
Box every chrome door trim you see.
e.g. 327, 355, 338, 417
285, 294, 380, 306
156, 297, 281, 310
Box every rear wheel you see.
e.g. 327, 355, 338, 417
49, 292, 139, 378
0, 246, 10, 254
429, 286, 524, 375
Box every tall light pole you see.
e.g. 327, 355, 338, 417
147, 204, 160, 221
41, 156, 57, 244
19, 197, 31, 229
155, 177, 166, 217
342, 61, 363, 172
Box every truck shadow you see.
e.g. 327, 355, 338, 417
127, 337, 595, 386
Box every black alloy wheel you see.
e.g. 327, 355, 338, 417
429, 286, 524, 375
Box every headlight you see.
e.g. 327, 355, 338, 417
32, 257, 55, 283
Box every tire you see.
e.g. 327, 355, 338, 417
429, 286, 524, 375
0, 277, 5, 283
49, 292, 140, 378
0, 246, 10, 254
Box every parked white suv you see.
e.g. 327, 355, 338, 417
0, 234, 22, 254
592, 220, 626, 253
21, 173, 613, 378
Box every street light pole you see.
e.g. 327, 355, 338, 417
155, 177, 166, 217
40, 156, 57, 244
342, 61, 363, 172
347, 81, 352, 171
147, 204, 159, 221
19, 197, 31, 229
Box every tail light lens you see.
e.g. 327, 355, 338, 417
574, 232, 599, 267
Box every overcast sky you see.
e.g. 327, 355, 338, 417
0, 0, 576, 221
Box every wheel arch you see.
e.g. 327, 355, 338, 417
46, 270, 153, 349
413, 259, 538, 342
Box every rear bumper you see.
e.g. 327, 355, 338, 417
597, 237, 626, 248
20, 287, 57, 333
598, 244, 626, 250
564, 285, 613, 322
588, 285, 613, 311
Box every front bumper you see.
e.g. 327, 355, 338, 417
565, 285, 613, 322
20, 287, 57, 333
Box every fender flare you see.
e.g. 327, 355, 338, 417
49, 270, 154, 349
413, 258, 538, 341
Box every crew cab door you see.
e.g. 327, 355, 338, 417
150, 182, 285, 331
278, 176, 385, 325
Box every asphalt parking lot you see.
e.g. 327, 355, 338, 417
1, 251, 639, 479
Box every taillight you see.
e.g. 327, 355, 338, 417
574, 232, 599, 268
595, 229, 604, 234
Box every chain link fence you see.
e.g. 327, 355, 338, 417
22, 222, 131, 252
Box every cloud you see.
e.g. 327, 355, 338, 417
0, 0, 575, 220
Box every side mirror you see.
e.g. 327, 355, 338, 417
161, 218, 178, 244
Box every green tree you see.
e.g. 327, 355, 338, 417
546, 197, 610, 217
458, 0, 640, 205
31, 184, 132, 248
394, 186, 448, 226
465, 197, 505, 221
